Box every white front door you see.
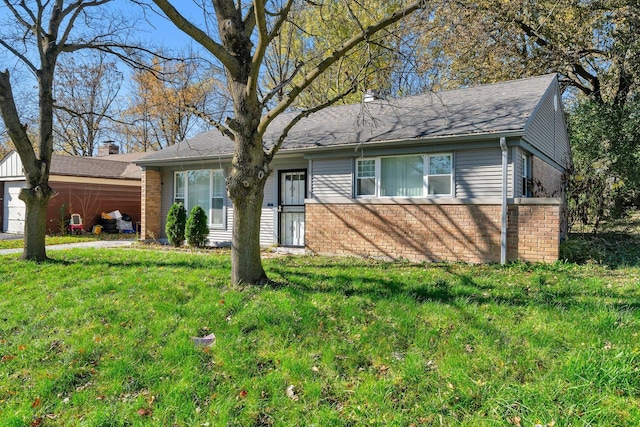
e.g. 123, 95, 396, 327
279, 170, 306, 247
5, 182, 26, 234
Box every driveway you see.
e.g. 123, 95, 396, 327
0, 238, 136, 255
0, 233, 24, 241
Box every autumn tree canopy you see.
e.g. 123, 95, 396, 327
261, 0, 429, 108
117, 55, 227, 152
414, 0, 640, 105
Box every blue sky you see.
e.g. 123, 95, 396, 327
116, 0, 211, 54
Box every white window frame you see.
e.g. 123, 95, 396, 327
355, 158, 377, 197
355, 153, 453, 198
174, 169, 227, 228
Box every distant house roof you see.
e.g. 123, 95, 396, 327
137, 74, 559, 165
51, 153, 145, 180
0, 150, 144, 180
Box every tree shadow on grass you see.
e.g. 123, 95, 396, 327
560, 232, 640, 268
266, 258, 640, 313
38, 248, 232, 271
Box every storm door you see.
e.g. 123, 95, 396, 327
278, 170, 306, 246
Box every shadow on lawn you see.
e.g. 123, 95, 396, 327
43, 251, 231, 271
267, 259, 640, 313
560, 232, 640, 268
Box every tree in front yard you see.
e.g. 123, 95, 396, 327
0, 0, 144, 261
150, 0, 428, 284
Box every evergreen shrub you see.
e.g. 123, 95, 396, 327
186, 205, 209, 248
166, 203, 187, 247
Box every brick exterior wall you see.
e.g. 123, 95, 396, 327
306, 201, 560, 264
507, 203, 560, 263
141, 169, 162, 240
532, 156, 569, 239
532, 156, 566, 199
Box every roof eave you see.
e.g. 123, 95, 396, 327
136, 129, 527, 168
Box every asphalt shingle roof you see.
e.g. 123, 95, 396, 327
138, 74, 557, 164
51, 153, 144, 180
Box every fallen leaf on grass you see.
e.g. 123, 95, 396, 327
31, 397, 41, 408
238, 390, 247, 398
137, 408, 152, 416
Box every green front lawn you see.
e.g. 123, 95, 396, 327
0, 244, 639, 425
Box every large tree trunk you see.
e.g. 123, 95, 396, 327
230, 180, 268, 284
226, 102, 271, 285
19, 184, 54, 261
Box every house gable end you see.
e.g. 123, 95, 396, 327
0, 151, 24, 179
522, 77, 571, 170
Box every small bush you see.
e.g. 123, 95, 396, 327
186, 205, 209, 248
166, 203, 187, 247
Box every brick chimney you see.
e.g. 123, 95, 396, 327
97, 142, 119, 157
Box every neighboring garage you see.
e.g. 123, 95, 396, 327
0, 145, 144, 234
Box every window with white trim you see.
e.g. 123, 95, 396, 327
174, 169, 226, 227
356, 159, 376, 196
355, 154, 453, 198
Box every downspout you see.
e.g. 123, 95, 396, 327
500, 137, 508, 265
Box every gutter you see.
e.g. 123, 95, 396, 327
500, 137, 508, 265
135, 129, 527, 167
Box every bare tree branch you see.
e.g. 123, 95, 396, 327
151, 0, 240, 75
0, 39, 38, 74
257, 0, 424, 137
261, 59, 304, 108
0, 70, 36, 167
265, 83, 357, 162
184, 104, 235, 141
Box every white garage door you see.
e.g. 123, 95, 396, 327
4, 182, 26, 234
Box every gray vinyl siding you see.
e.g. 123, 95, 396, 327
525, 85, 570, 167
310, 158, 353, 198
455, 148, 507, 198
260, 174, 276, 245
513, 147, 523, 198
207, 205, 233, 246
